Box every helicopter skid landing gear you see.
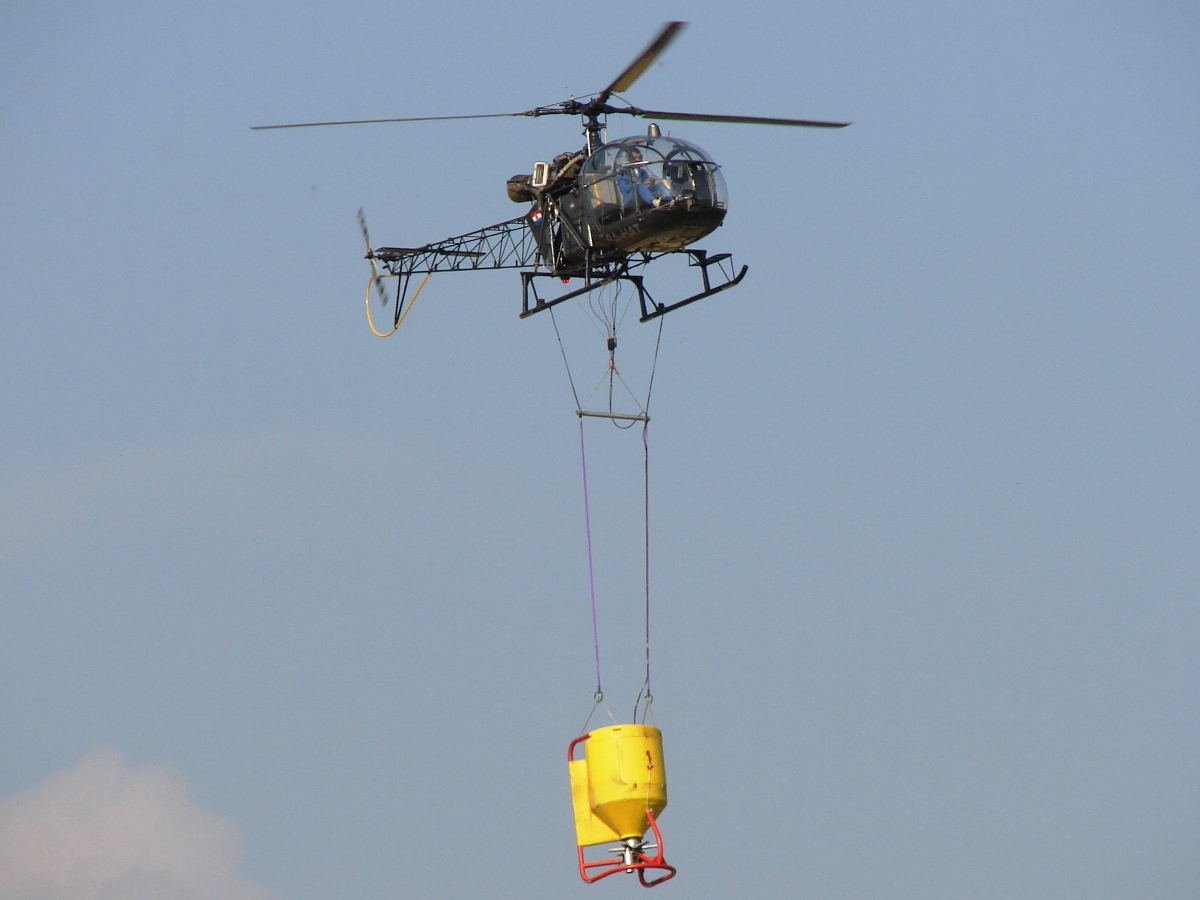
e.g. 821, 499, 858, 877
576, 808, 677, 887
638, 249, 747, 322
519, 249, 747, 321
520, 270, 642, 319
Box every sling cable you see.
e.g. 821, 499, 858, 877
549, 282, 676, 887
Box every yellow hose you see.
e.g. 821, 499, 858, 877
365, 272, 431, 338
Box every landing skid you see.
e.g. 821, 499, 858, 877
519, 249, 747, 321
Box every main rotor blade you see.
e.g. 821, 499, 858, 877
598, 21, 687, 104
630, 108, 850, 128
251, 111, 534, 130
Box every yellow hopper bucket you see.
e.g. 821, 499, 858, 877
567, 724, 676, 887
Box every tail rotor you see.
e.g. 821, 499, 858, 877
358, 207, 390, 309
358, 208, 430, 338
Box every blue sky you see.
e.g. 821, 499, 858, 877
1, 2, 1197, 898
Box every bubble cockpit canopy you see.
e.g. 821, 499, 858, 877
579, 134, 727, 227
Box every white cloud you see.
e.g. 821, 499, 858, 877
0, 750, 278, 900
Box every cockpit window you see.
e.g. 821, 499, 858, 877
580, 134, 727, 225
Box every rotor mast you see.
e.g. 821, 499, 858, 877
584, 111, 605, 155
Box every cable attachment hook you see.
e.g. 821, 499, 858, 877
632, 686, 655, 725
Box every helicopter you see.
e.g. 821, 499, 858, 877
254, 24, 848, 886
253, 20, 847, 330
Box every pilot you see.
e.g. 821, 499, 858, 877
617, 147, 674, 209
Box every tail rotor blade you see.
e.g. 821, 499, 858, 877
357, 208, 390, 308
